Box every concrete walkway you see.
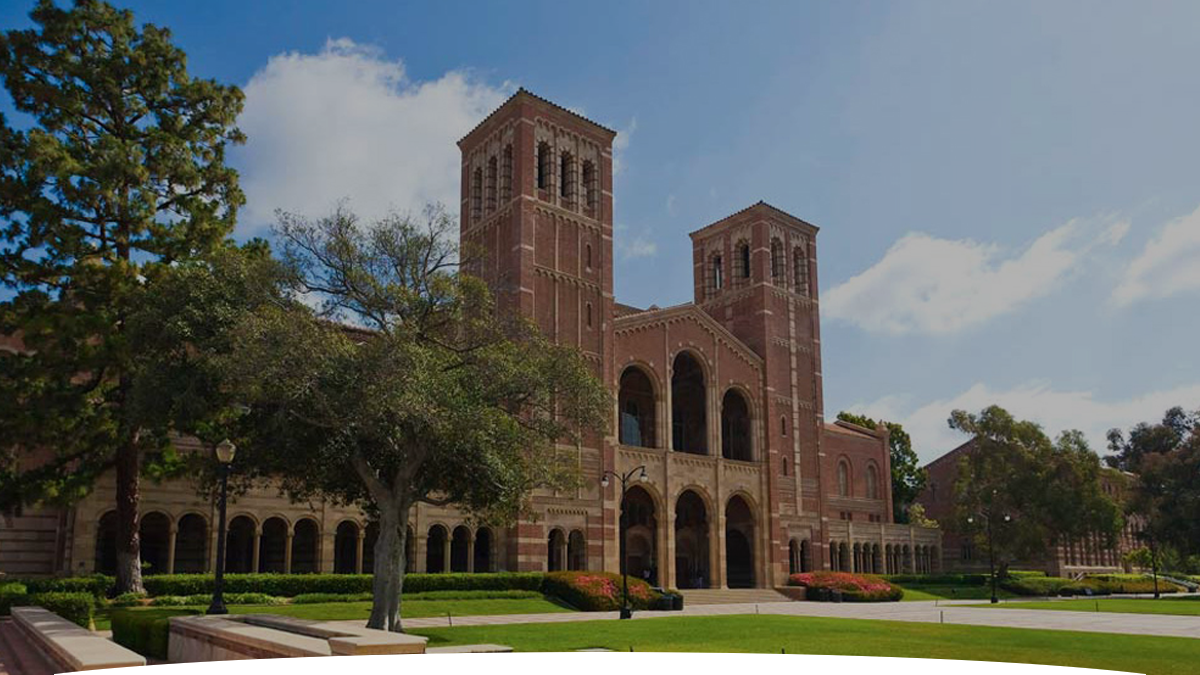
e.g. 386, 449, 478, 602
373, 599, 1200, 640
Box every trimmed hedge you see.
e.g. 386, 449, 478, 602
139, 572, 547, 597
789, 572, 903, 602
111, 609, 201, 660
0, 582, 28, 616
151, 592, 285, 607
1084, 574, 1184, 595
291, 589, 544, 604
1001, 574, 1186, 597
15, 575, 112, 598
542, 571, 659, 611
30, 592, 96, 627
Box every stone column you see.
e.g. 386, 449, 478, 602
166, 526, 178, 575
443, 534, 451, 573
663, 514, 676, 590
252, 528, 261, 573
356, 529, 365, 574
467, 533, 476, 573
713, 510, 727, 589
284, 530, 294, 574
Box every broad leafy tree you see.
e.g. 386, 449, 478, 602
1115, 408, 1200, 561
0, 0, 244, 592
219, 206, 610, 632
949, 406, 1122, 575
836, 411, 926, 523
1106, 406, 1197, 472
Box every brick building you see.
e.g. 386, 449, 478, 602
918, 438, 1142, 576
0, 89, 940, 586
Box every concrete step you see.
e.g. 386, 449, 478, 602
0, 619, 58, 675
678, 588, 793, 605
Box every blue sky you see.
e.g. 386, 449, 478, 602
3, 0, 1199, 461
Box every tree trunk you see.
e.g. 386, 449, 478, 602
366, 501, 411, 632
114, 433, 144, 594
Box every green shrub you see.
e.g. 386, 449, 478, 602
882, 574, 987, 586
111, 609, 201, 660
406, 589, 543, 601
0, 583, 29, 616
29, 592, 95, 627
19, 575, 112, 598
789, 572, 903, 602
109, 592, 148, 607
292, 592, 374, 604
150, 592, 285, 606
1001, 576, 1084, 596
543, 571, 659, 611
1083, 575, 1184, 595
141, 572, 546, 597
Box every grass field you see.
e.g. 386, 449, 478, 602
94, 595, 572, 630
974, 595, 1200, 616
411, 614, 1200, 675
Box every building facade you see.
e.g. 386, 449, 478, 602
0, 90, 940, 586
918, 438, 1142, 576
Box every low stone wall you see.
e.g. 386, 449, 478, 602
168, 614, 427, 662
774, 586, 806, 601
13, 606, 145, 671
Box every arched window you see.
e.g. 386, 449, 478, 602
619, 366, 657, 448
770, 238, 784, 280
585, 243, 593, 270
501, 144, 513, 201
780, 416, 787, 436
582, 159, 597, 214
671, 353, 707, 454
485, 156, 498, 213
721, 389, 752, 461
559, 151, 575, 205
586, 302, 593, 329
782, 457, 788, 476
736, 241, 751, 279
837, 460, 850, 497
866, 464, 879, 500
710, 254, 724, 294
793, 246, 809, 295
537, 141, 552, 191
471, 167, 483, 223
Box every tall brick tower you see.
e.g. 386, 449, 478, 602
456, 90, 617, 571
688, 202, 825, 583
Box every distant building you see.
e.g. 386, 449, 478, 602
918, 438, 1142, 576
1, 89, 940, 584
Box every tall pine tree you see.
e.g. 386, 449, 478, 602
0, 0, 244, 592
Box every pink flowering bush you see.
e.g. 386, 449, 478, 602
788, 571, 903, 602
544, 571, 660, 611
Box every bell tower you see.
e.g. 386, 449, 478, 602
457, 89, 618, 572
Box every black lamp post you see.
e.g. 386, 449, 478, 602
207, 439, 236, 615
601, 465, 648, 620
968, 507, 1011, 604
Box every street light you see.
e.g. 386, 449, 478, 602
601, 465, 648, 620
967, 508, 1011, 604
207, 439, 236, 615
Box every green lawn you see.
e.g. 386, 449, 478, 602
95, 596, 572, 631
897, 584, 1016, 602
974, 595, 1200, 616
411, 614, 1200, 675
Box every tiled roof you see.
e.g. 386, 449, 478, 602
689, 200, 821, 238
458, 88, 617, 146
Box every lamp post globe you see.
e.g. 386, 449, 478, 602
207, 440, 236, 615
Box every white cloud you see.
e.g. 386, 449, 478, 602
666, 194, 678, 217
611, 117, 637, 176
615, 223, 657, 260
846, 381, 1200, 464
823, 217, 1127, 335
1113, 204, 1200, 306
236, 38, 510, 232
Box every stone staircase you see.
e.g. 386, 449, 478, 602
679, 588, 793, 605
0, 619, 58, 675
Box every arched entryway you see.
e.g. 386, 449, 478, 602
720, 389, 752, 461
622, 485, 659, 585
139, 512, 171, 575
567, 530, 586, 571
291, 518, 319, 573
334, 521, 359, 574
451, 526, 471, 572
475, 528, 493, 573
618, 366, 657, 448
260, 517, 288, 573
226, 515, 256, 573
547, 528, 566, 572
427, 525, 448, 573
671, 352, 707, 454
800, 539, 812, 572
725, 495, 755, 588
788, 539, 800, 575
174, 513, 208, 573
94, 511, 118, 575
674, 490, 710, 588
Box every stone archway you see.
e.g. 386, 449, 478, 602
674, 490, 710, 588
622, 485, 659, 585
174, 514, 208, 574
427, 525, 448, 573
260, 517, 288, 573
94, 511, 118, 575
618, 366, 657, 448
291, 519, 320, 573
475, 528, 493, 573
334, 521, 359, 574
226, 516, 256, 573
567, 530, 586, 571
547, 529, 566, 572
139, 512, 171, 575
451, 526, 471, 572
725, 495, 755, 588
